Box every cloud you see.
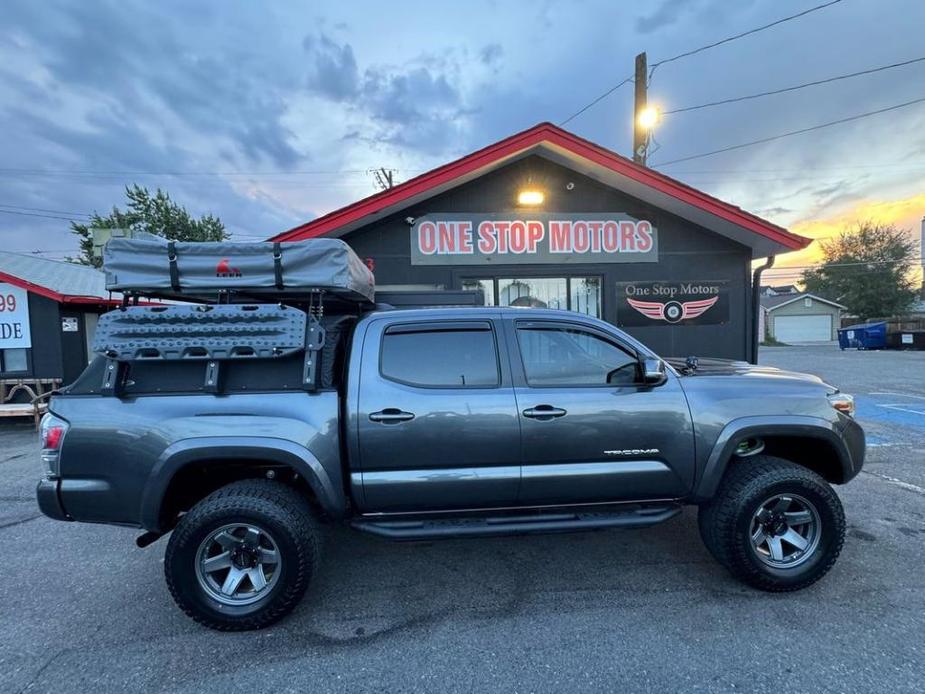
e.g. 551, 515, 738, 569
635, 0, 696, 33
303, 33, 360, 101
299, 30, 468, 157
1, 0, 924, 260
479, 43, 503, 65
763, 192, 925, 283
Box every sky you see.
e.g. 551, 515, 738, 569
1, 0, 924, 286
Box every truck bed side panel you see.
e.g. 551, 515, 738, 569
50, 391, 341, 528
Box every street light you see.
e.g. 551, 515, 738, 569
638, 105, 660, 130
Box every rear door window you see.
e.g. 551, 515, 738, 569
380, 322, 499, 388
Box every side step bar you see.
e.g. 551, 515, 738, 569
352, 504, 681, 540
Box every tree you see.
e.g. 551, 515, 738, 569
802, 221, 918, 320
70, 185, 228, 267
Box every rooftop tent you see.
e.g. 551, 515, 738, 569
103, 237, 375, 304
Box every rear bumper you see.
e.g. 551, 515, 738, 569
35, 478, 70, 522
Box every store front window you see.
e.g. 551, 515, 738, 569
462, 277, 601, 318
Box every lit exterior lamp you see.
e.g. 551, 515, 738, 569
517, 189, 545, 206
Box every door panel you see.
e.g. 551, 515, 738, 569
508, 319, 695, 504
356, 318, 521, 511
774, 314, 832, 343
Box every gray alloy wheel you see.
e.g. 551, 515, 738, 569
194, 523, 282, 606
748, 493, 821, 568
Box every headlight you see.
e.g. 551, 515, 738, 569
827, 393, 855, 418
39, 413, 68, 478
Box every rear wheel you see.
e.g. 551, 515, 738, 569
164, 479, 320, 630
698, 456, 845, 591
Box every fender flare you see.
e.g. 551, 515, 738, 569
692, 415, 856, 502
140, 436, 346, 532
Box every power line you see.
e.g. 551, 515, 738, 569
763, 258, 924, 271
661, 160, 925, 174
0, 203, 92, 218
559, 76, 634, 126
650, 0, 845, 72
0, 209, 83, 221
664, 56, 925, 114
559, 1, 844, 125
0, 167, 373, 177
652, 95, 925, 166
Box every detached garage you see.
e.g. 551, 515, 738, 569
762, 293, 845, 343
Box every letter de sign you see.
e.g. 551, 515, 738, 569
0, 282, 32, 349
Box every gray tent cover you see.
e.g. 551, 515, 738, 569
104, 237, 375, 303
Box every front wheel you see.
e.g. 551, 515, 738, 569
698, 456, 845, 591
164, 479, 320, 630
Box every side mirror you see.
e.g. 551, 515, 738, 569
641, 357, 667, 386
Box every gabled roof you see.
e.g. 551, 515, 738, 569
762, 284, 800, 295
270, 122, 810, 258
761, 292, 847, 311
0, 252, 119, 304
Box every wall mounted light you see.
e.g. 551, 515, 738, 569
517, 189, 545, 206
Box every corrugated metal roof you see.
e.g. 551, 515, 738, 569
0, 252, 111, 300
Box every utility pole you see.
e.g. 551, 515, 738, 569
369, 167, 397, 191
633, 51, 648, 166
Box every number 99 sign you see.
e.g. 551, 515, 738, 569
0, 294, 16, 312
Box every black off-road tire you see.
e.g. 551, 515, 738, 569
164, 479, 320, 630
698, 456, 845, 592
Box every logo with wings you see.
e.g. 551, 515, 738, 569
626, 296, 719, 323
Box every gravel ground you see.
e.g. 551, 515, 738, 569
2, 344, 923, 693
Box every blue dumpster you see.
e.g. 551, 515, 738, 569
837, 321, 887, 350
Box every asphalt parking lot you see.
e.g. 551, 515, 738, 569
2, 345, 924, 693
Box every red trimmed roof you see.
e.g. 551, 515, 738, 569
0, 270, 120, 305
0, 272, 121, 306
271, 122, 810, 251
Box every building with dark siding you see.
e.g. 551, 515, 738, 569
271, 123, 810, 362
0, 252, 118, 385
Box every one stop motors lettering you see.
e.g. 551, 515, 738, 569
416, 218, 654, 256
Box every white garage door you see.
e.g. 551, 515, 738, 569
774, 315, 832, 343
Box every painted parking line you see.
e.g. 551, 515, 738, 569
878, 404, 925, 416
863, 470, 925, 496
869, 392, 925, 400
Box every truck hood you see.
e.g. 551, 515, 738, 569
664, 357, 828, 387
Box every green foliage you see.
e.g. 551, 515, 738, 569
801, 221, 918, 320
70, 185, 228, 267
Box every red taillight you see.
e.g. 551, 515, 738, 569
40, 413, 68, 478
43, 425, 65, 450
40, 413, 68, 450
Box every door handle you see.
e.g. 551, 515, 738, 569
369, 408, 415, 424
522, 405, 567, 420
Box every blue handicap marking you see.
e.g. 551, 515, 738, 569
855, 392, 925, 433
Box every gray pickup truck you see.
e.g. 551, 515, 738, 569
36, 304, 864, 630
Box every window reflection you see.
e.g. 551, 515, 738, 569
499, 278, 566, 310
461, 276, 601, 318
571, 277, 601, 318
461, 279, 495, 306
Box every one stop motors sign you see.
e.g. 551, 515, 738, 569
0, 283, 32, 349
410, 213, 658, 265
